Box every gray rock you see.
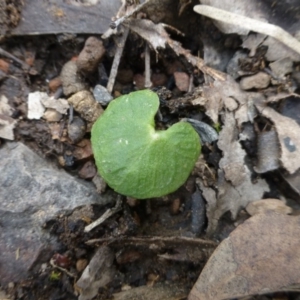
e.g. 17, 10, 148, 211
93, 85, 113, 106
0, 142, 114, 285
240, 72, 270, 90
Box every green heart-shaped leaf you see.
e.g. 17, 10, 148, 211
91, 90, 201, 199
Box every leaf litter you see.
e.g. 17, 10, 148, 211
2, 0, 300, 299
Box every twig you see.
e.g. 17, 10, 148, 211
50, 259, 76, 278
84, 196, 123, 232
111, 0, 150, 29
86, 235, 217, 247
144, 43, 152, 88
0, 47, 31, 71
194, 5, 300, 56
106, 26, 130, 94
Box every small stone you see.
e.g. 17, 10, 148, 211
0, 58, 9, 73
269, 57, 293, 78
73, 139, 93, 161
68, 90, 103, 123
68, 116, 86, 144
240, 72, 270, 90
27, 91, 47, 119
93, 84, 113, 106
174, 71, 190, 92
76, 259, 88, 272
78, 161, 97, 179
77, 37, 105, 74
170, 198, 181, 215
48, 77, 62, 93
133, 73, 145, 90
92, 173, 107, 194
43, 108, 62, 122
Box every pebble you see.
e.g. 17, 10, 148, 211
76, 259, 88, 272
240, 72, 270, 90
133, 73, 145, 90
77, 37, 106, 74
93, 84, 113, 106
170, 198, 181, 215
78, 161, 97, 179
48, 77, 62, 93
27, 91, 47, 119
173, 71, 190, 92
68, 116, 86, 143
43, 108, 62, 122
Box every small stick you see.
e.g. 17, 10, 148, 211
111, 0, 150, 29
144, 43, 152, 88
0, 47, 31, 71
84, 196, 122, 232
106, 26, 130, 94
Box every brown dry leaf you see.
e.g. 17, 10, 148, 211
188, 212, 300, 300
255, 100, 300, 174
246, 199, 292, 216
202, 75, 249, 124
203, 112, 269, 235
113, 282, 188, 300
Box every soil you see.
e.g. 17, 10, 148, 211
1, 1, 300, 300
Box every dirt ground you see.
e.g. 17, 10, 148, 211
1, 1, 300, 300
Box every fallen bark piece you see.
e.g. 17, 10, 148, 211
189, 212, 300, 300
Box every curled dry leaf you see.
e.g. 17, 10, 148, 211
189, 212, 300, 300
255, 100, 300, 174
246, 199, 292, 216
